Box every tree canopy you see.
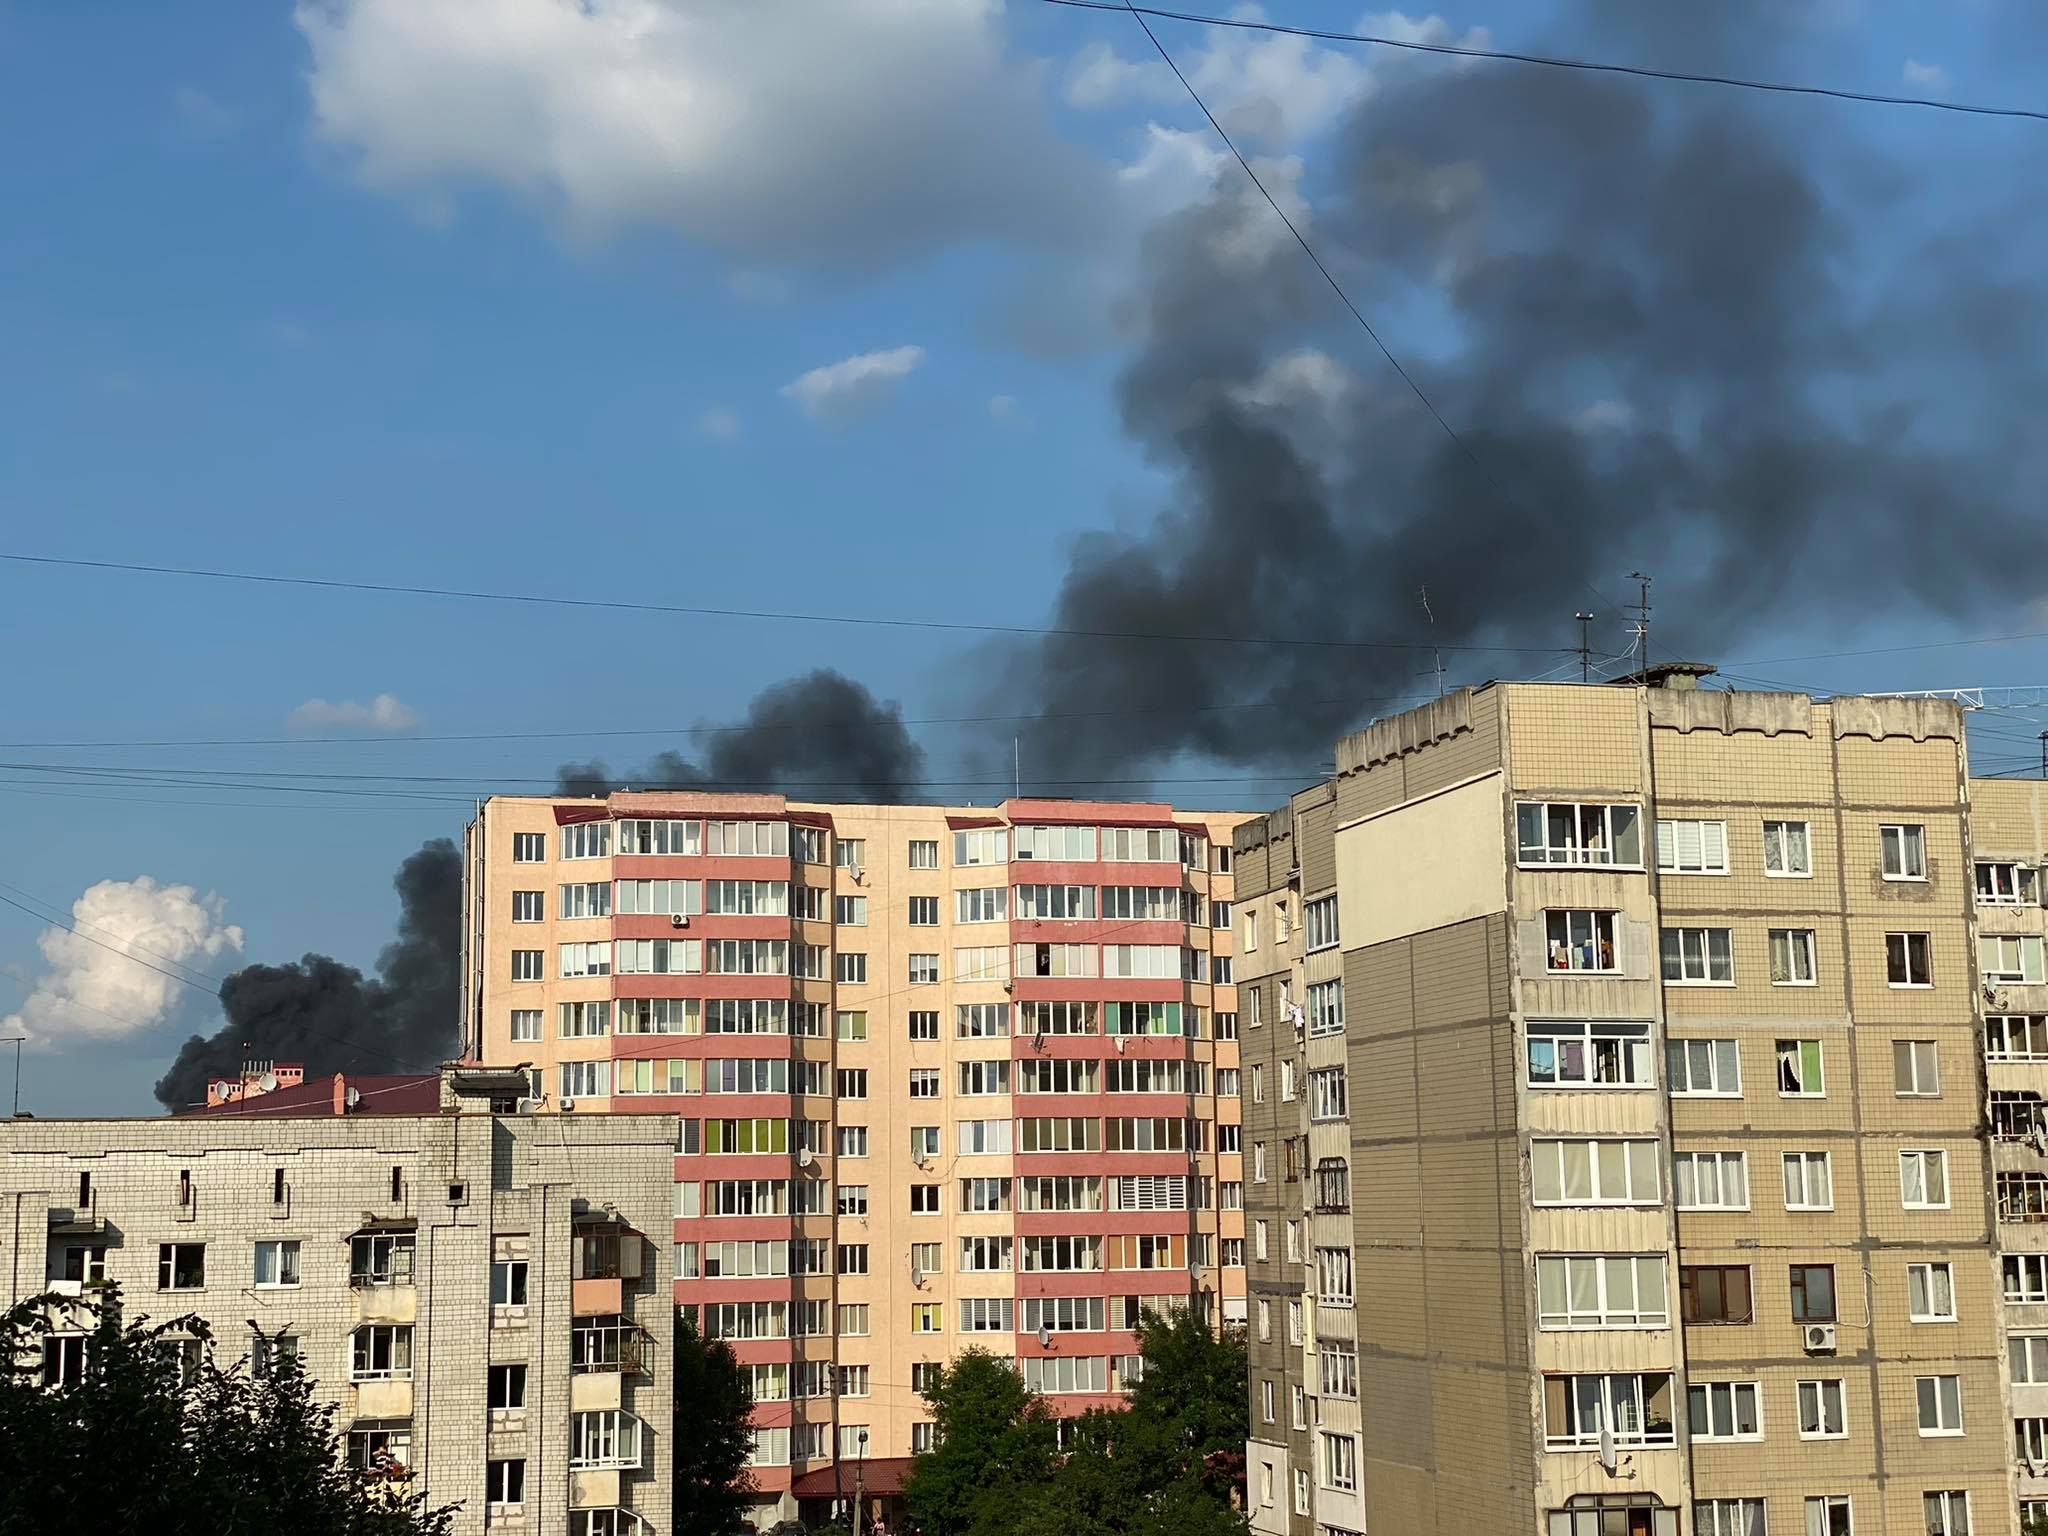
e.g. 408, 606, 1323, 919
0, 1289, 453, 1536
670, 1306, 757, 1534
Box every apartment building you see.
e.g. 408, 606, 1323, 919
1242, 674, 2024, 1536
0, 1065, 676, 1536
460, 791, 1251, 1529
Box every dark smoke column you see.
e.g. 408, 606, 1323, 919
152, 839, 463, 1109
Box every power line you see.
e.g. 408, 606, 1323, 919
0, 879, 226, 990
1041, 0, 2048, 123
0, 551, 1562, 660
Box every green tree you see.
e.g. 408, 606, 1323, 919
903, 1349, 1058, 1536
670, 1307, 756, 1534
0, 1289, 454, 1536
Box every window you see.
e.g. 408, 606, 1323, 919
1316, 1247, 1354, 1307
1906, 1261, 1956, 1323
350, 1232, 414, 1285
559, 881, 611, 919
61, 1245, 107, 1284
1667, 1038, 1740, 1096
902, 952, 939, 985
911, 1125, 940, 1159
1656, 819, 1728, 874
907, 895, 940, 928
1294, 1469, 1311, 1515
617, 817, 701, 855
2009, 1254, 2048, 1302
1988, 1015, 2048, 1061
1977, 860, 2039, 904
910, 1185, 940, 1214
837, 1126, 868, 1158
1782, 1152, 1833, 1211
1530, 1139, 1662, 1206
2015, 1336, 2048, 1387
570, 1410, 644, 1470
911, 1303, 942, 1334
512, 889, 545, 922
1880, 823, 1927, 880
488, 1363, 526, 1411
909, 839, 939, 869
1540, 1373, 1677, 1449
1536, 1254, 1669, 1329
347, 1424, 411, 1476
1777, 1038, 1824, 1096
1662, 926, 1733, 984
956, 888, 1009, 924
834, 838, 866, 869
1694, 1500, 1767, 1536
1894, 1039, 1939, 1096
1983, 934, 2047, 984
1545, 910, 1620, 972
511, 950, 544, 982
509, 1009, 541, 1043
1790, 1264, 1837, 1322
158, 1243, 205, 1291
955, 947, 1010, 983
253, 1240, 300, 1288
1528, 1019, 1652, 1087
486, 1458, 525, 1513
42, 1333, 86, 1387
1923, 1493, 1969, 1536
833, 895, 868, 927
1900, 1149, 1948, 1209
1305, 895, 1340, 951
1307, 980, 1345, 1037
1309, 1067, 1348, 1122
512, 832, 546, 862
561, 822, 612, 860
836, 1011, 868, 1042
1915, 1373, 1963, 1436
1320, 1431, 1359, 1491
1687, 1380, 1762, 1442
559, 1001, 610, 1038
559, 1060, 611, 1098
909, 1010, 939, 1041
953, 828, 1009, 866
836, 952, 867, 984
1770, 927, 1818, 985
1674, 1151, 1748, 1210
1280, 1060, 1296, 1101
1796, 1379, 1846, 1438
351, 1325, 414, 1380
491, 1260, 528, 1307
1517, 803, 1643, 867
1679, 1265, 1752, 1325
1886, 931, 1933, 986
1255, 1300, 1271, 1343
1803, 1496, 1852, 1536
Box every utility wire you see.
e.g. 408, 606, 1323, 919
0, 552, 1562, 660
1043, 0, 2048, 123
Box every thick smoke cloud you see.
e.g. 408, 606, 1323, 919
556, 669, 925, 800
996, 1, 2048, 776
152, 839, 462, 1109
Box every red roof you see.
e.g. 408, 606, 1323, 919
789, 1456, 916, 1498
177, 1072, 442, 1118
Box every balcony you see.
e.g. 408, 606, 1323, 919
352, 1378, 413, 1420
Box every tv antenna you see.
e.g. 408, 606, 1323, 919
1420, 586, 1444, 698
1575, 612, 1596, 683
1626, 573, 1653, 673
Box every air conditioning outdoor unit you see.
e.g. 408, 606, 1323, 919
559, 1098, 575, 1112
1803, 1322, 1837, 1354
670, 913, 690, 929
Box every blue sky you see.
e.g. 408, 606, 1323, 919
3, 0, 2044, 1114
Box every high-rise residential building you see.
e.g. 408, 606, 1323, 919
461, 791, 1251, 1529
0, 1065, 676, 1536
1240, 672, 2031, 1536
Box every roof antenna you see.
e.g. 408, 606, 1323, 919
1420, 586, 1444, 699
1627, 573, 1653, 678
1575, 612, 1596, 684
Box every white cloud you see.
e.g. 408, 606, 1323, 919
287, 693, 421, 733
988, 394, 1020, 422
294, 0, 1111, 269
1235, 349, 1358, 413
1574, 399, 1636, 434
781, 346, 925, 423
1068, 10, 1490, 149
697, 407, 741, 441
1902, 58, 1950, 91
2, 879, 243, 1045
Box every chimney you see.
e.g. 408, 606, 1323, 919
332, 1073, 348, 1117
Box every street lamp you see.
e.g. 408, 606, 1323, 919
853, 1427, 869, 1536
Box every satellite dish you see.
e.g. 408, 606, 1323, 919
258, 1073, 279, 1093
344, 1087, 362, 1109
1036, 1325, 1052, 1349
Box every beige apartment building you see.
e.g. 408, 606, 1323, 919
0, 1066, 676, 1536
1241, 673, 2032, 1536
460, 791, 1251, 1528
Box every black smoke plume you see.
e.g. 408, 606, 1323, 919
996, 0, 2048, 777
152, 839, 462, 1108
556, 668, 925, 800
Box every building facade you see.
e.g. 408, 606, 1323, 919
1242, 677, 2033, 1536
0, 1066, 675, 1536
460, 791, 1251, 1527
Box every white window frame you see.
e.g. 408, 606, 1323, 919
1686, 1379, 1763, 1443
2008, 1253, 2048, 1303
1535, 1254, 1669, 1330
1893, 1039, 1939, 1097
1544, 910, 1621, 974
1516, 802, 1644, 868
1899, 1149, 1949, 1210
1661, 926, 1734, 985
1923, 1492, 1969, 1536
1776, 1038, 1824, 1098
1529, 1138, 1663, 1207
1880, 823, 1927, 881
1983, 933, 2047, 985
1795, 1378, 1847, 1440
2012, 1334, 2048, 1383
1666, 1037, 1740, 1097
1694, 1499, 1767, 1536
1527, 1020, 1654, 1089
1914, 1373, 1963, 1437
1769, 927, 1818, 986
1978, 860, 2040, 905
1907, 1261, 1957, 1323
1886, 931, 1933, 987
1655, 818, 1729, 875
1762, 819, 1812, 877
1782, 1151, 1833, 1212
1673, 1150, 1749, 1211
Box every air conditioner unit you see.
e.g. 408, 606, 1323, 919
559, 1097, 575, 1111
670, 913, 690, 929
1803, 1322, 1837, 1354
